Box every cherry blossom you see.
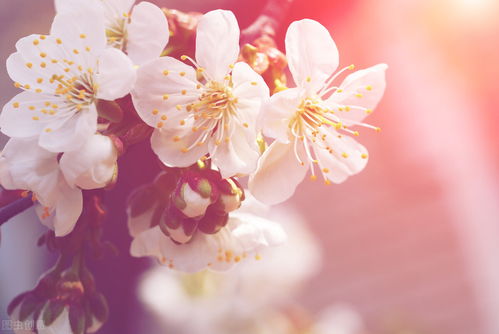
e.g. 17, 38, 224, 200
0, 138, 82, 237
129, 195, 286, 273
249, 19, 387, 204
55, 0, 169, 65
132, 10, 269, 178
0, 10, 135, 153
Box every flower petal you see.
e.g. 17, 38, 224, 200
127, 2, 169, 65
50, 10, 106, 54
314, 131, 368, 183
131, 211, 286, 273
0, 91, 57, 138
94, 48, 136, 100
0, 138, 60, 205
131, 56, 198, 129
328, 64, 388, 124
260, 87, 302, 143
55, 0, 102, 14
38, 105, 97, 152
209, 123, 260, 178
231, 61, 270, 130
39, 308, 72, 334
51, 182, 83, 236
285, 19, 339, 91
195, 10, 240, 81
60, 134, 117, 189
151, 127, 209, 168
249, 140, 308, 205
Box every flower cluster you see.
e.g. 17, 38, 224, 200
0, 1, 387, 333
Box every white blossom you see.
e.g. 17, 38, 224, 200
0, 138, 82, 237
132, 10, 269, 178
55, 0, 169, 65
250, 19, 387, 204
129, 194, 286, 273
0, 10, 135, 153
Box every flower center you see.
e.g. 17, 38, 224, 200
188, 81, 237, 120
106, 18, 127, 50
290, 97, 342, 139
53, 72, 97, 112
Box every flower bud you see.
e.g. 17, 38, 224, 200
160, 205, 198, 244
197, 204, 229, 234
60, 134, 118, 190
218, 178, 244, 213
172, 178, 212, 218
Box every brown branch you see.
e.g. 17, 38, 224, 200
241, 0, 296, 44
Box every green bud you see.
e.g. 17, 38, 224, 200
197, 179, 212, 198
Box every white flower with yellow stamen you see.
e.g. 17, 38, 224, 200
0, 10, 135, 153
129, 194, 286, 273
0, 134, 118, 236
55, 0, 169, 65
0, 138, 83, 237
249, 19, 387, 205
132, 10, 269, 178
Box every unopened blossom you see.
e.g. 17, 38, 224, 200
250, 19, 387, 204
55, 0, 169, 65
132, 10, 269, 178
0, 138, 82, 237
0, 10, 135, 153
129, 194, 286, 273
60, 134, 118, 190
10, 300, 103, 334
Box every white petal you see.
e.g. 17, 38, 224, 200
127, 201, 158, 238
195, 10, 240, 81
39, 308, 72, 334
328, 64, 388, 124
38, 105, 97, 152
10, 35, 96, 94
209, 123, 260, 178
285, 19, 339, 91
131, 56, 198, 129
50, 10, 106, 53
314, 132, 368, 183
231, 61, 270, 130
0, 138, 60, 205
55, 0, 102, 14
260, 87, 302, 143
130, 226, 164, 260
127, 2, 169, 65
151, 127, 209, 168
131, 211, 286, 273
181, 184, 211, 217
95, 48, 136, 100
0, 91, 56, 138
52, 181, 83, 236
249, 140, 308, 205
60, 134, 117, 189
103, 0, 135, 14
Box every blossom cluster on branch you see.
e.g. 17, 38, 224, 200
0, 0, 387, 333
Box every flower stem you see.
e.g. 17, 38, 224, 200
0, 196, 34, 227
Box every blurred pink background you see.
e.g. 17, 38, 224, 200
1, 0, 499, 333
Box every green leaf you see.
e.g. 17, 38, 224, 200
43, 300, 65, 327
